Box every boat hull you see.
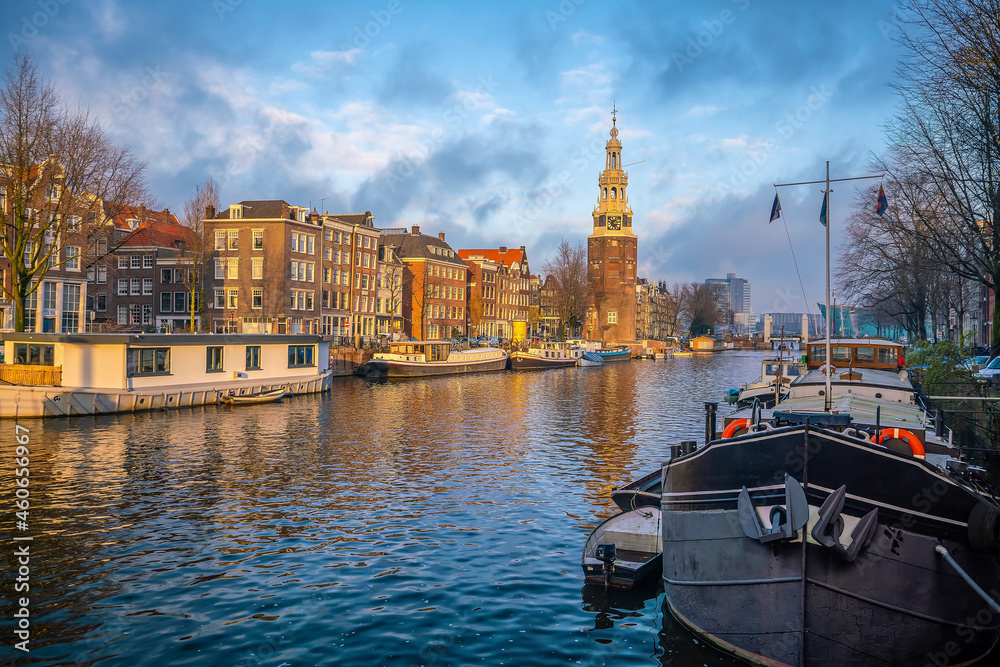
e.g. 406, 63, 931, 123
661, 425, 1000, 666
582, 507, 663, 589
597, 348, 631, 363
509, 355, 577, 370
364, 356, 507, 378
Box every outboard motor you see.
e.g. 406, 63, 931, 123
595, 543, 617, 588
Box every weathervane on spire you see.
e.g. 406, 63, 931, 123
612, 101, 617, 125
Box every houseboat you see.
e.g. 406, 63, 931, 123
509, 341, 583, 370
730, 356, 808, 408
0, 333, 332, 418
656, 337, 1000, 666
362, 340, 507, 378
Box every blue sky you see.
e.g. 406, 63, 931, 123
3, 0, 905, 314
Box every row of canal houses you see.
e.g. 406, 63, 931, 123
1, 185, 674, 343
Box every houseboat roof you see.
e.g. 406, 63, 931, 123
1, 333, 327, 346
807, 338, 903, 347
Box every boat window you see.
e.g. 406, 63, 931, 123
287, 345, 315, 368
832, 346, 852, 362
810, 346, 826, 362
127, 347, 170, 376
877, 347, 897, 364
855, 347, 875, 363
765, 363, 779, 375
14, 343, 54, 366
206, 346, 224, 372
246, 346, 262, 370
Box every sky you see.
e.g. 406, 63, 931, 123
2, 0, 907, 315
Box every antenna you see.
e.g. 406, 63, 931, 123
320, 196, 330, 213
622, 160, 644, 167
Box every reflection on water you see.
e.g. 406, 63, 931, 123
3, 353, 770, 666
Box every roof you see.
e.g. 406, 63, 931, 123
213, 200, 292, 219
395, 229, 467, 268
120, 219, 196, 249
111, 205, 180, 230
325, 212, 373, 227
806, 338, 903, 347
457, 247, 527, 270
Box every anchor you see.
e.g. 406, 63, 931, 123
810, 485, 878, 562
738, 473, 809, 544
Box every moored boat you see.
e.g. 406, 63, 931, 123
596, 345, 631, 363
730, 356, 808, 408
660, 337, 1000, 665
577, 352, 605, 367
221, 386, 289, 405
363, 340, 507, 378
510, 341, 583, 370
582, 507, 662, 589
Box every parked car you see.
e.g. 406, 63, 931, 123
973, 357, 1000, 383
961, 355, 990, 371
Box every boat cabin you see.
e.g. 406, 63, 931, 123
805, 338, 903, 371
386, 340, 451, 362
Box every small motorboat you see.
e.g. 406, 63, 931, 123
582, 507, 662, 589
610, 469, 661, 511
220, 386, 289, 405
577, 352, 605, 367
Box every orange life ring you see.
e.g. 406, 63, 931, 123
722, 418, 751, 439
871, 428, 925, 459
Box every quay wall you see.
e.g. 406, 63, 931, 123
330, 347, 374, 376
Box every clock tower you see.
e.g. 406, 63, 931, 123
584, 109, 637, 344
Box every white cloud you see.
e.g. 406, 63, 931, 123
290, 49, 363, 77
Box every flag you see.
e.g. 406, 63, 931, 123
819, 192, 828, 227
876, 185, 888, 216
769, 193, 781, 223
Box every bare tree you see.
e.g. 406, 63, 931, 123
181, 178, 219, 332
887, 0, 1000, 348
682, 282, 721, 336
0, 53, 147, 331
541, 239, 590, 338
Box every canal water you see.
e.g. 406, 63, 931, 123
5, 352, 770, 666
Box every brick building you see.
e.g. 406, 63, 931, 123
391, 226, 468, 340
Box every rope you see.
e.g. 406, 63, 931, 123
778, 203, 815, 330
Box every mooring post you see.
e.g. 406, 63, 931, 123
704, 402, 718, 443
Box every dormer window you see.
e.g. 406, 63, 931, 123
230, 204, 243, 219
127, 218, 140, 230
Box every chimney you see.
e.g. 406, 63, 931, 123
438, 231, 446, 241
310, 211, 320, 224
205, 205, 216, 219
411, 225, 420, 235
499, 246, 508, 254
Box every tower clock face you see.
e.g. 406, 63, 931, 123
607, 215, 622, 230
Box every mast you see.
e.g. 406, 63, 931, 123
774, 163, 882, 412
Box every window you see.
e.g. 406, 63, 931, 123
343, 251, 350, 265
832, 346, 852, 362
342, 271, 349, 286
227, 258, 238, 279
97, 238, 108, 255
810, 345, 826, 363
143, 255, 154, 269
324, 267, 331, 283
607, 310, 618, 324
228, 230, 239, 250
290, 232, 298, 252
357, 236, 363, 247
253, 229, 263, 250
361, 274, 368, 290
127, 348, 170, 376
65, 246, 80, 270
174, 269, 186, 284
96, 265, 107, 284
288, 345, 315, 368
252, 288, 263, 309
355, 252, 361, 266
161, 268, 172, 284
14, 344, 54, 366
130, 278, 141, 295
142, 304, 152, 325
67, 215, 81, 232
215, 230, 226, 250
118, 255, 129, 269
117, 304, 128, 325
363, 253, 370, 268
364, 236, 371, 249
878, 347, 898, 365
95, 293, 106, 312
306, 263, 314, 282
325, 229, 332, 242
174, 292, 186, 313
305, 291, 314, 311
246, 346, 262, 370
131, 255, 141, 269
117, 279, 128, 296
252, 258, 263, 279
142, 278, 153, 295
334, 231, 341, 244
161, 292, 172, 312
227, 289, 238, 309
207, 347, 224, 372
215, 259, 225, 279
307, 235, 315, 255
855, 347, 875, 363
214, 288, 225, 309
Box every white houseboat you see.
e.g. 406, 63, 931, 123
0, 333, 332, 418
